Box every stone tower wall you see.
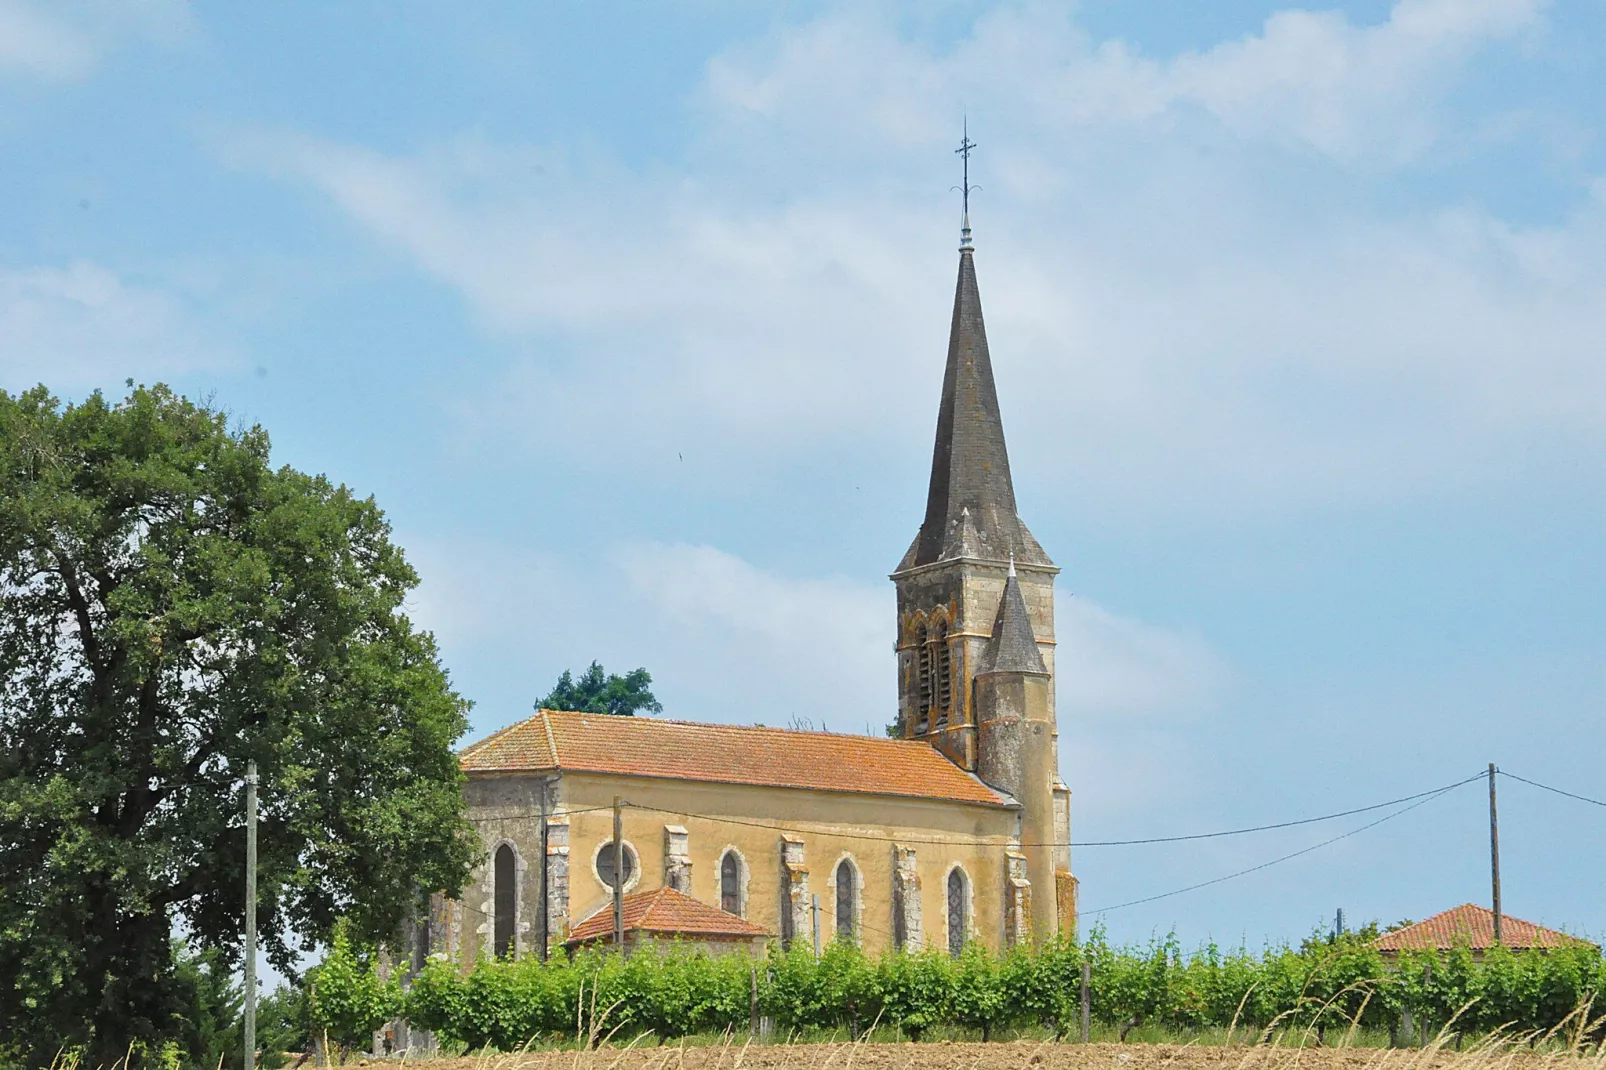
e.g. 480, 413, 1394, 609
893, 558, 1057, 770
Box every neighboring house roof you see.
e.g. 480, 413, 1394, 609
459, 709, 1009, 807
1372, 904, 1596, 953
566, 887, 771, 946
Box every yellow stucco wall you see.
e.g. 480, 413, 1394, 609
457, 770, 1022, 961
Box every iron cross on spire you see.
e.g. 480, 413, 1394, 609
954, 119, 979, 248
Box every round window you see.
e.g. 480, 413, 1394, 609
595, 842, 636, 889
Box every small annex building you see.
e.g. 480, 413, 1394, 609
1373, 904, 1597, 962
420, 216, 1078, 964
566, 887, 770, 954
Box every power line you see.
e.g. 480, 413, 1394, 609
1080, 777, 1475, 916
1498, 770, 1606, 809
1075, 773, 1486, 845
622, 772, 1486, 850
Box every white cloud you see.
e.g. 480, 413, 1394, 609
406, 536, 1223, 741
0, 0, 94, 81
615, 542, 891, 733
705, 0, 1545, 162
0, 261, 233, 392
1162, 0, 1543, 160
1057, 597, 1229, 721
0, 0, 193, 83
220, 0, 1606, 517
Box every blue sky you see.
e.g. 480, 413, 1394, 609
3, 0, 1604, 953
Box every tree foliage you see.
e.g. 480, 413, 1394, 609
538, 661, 662, 717
0, 384, 479, 1063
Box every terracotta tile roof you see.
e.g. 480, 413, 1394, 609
566, 887, 771, 946
1372, 904, 1596, 953
459, 709, 1008, 806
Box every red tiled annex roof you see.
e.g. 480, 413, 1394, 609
1373, 904, 1595, 953
459, 709, 1008, 806
566, 887, 771, 946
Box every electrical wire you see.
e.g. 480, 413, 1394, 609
620, 771, 1487, 850
453, 773, 1487, 943
1079, 776, 1475, 916
1499, 769, 1606, 809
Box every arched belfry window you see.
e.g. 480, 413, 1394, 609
933, 620, 952, 725
720, 850, 743, 916
493, 843, 517, 958
946, 867, 969, 957
914, 622, 932, 730
834, 859, 857, 941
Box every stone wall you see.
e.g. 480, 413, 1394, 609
455, 769, 1020, 962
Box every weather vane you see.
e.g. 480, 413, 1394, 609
953, 118, 979, 248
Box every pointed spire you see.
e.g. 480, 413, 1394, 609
899, 242, 1053, 570
976, 572, 1048, 676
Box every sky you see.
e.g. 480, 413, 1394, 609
2, 0, 1604, 954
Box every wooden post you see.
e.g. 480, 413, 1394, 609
244, 762, 258, 1070
1420, 961, 1431, 1048
1080, 960, 1091, 1043
1489, 763, 1503, 945
811, 893, 821, 959
612, 796, 624, 955
749, 961, 759, 1036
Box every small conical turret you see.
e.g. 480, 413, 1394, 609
977, 568, 1048, 678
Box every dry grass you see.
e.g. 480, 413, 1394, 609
340, 1039, 1605, 1070
334, 1007, 1606, 1070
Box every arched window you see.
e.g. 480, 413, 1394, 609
946, 867, 969, 957
914, 623, 931, 729
493, 844, 516, 958
834, 859, 857, 941
720, 850, 743, 916
933, 620, 952, 725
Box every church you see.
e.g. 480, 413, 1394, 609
434, 214, 1076, 961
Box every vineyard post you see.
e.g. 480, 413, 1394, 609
749, 961, 759, 1036
613, 795, 624, 955
1420, 961, 1431, 1048
1080, 960, 1091, 1043
1489, 762, 1503, 945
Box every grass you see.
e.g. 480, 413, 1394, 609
339, 1000, 1606, 1069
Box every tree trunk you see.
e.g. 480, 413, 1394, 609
84, 889, 175, 1069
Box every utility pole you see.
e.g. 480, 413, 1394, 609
612, 796, 625, 955
244, 761, 258, 1070
811, 894, 821, 959
1489, 762, 1502, 944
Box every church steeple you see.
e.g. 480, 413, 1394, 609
889, 135, 1075, 944
898, 242, 1052, 571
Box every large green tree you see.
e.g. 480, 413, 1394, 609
0, 384, 480, 1064
538, 661, 662, 717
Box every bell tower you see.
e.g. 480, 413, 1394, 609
890, 189, 1075, 939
